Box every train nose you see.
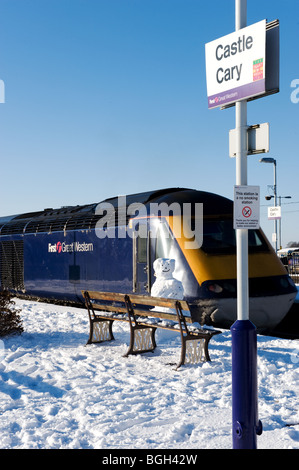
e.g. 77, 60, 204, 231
248, 292, 296, 330
190, 291, 296, 331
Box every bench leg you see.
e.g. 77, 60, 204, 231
176, 336, 211, 369
87, 318, 115, 344
185, 338, 207, 363
124, 325, 157, 357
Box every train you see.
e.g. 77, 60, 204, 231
0, 187, 296, 331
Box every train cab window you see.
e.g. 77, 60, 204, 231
201, 219, 269, 254
248, 230, 264, 248
201, 220, 234, 253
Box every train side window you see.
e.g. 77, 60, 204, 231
155, 222, 174, 259
137, 235, 147, 263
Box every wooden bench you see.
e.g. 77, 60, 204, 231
82, 290, 221, 369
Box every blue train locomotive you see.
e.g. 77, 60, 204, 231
0, 187, 296, 330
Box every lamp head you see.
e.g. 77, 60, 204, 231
259, 157, 276, 164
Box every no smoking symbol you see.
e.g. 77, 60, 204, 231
242, 206, 252, 218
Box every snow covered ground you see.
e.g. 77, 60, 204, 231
0, 298, 298, 450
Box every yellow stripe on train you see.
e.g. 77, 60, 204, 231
167, 216, 287, 284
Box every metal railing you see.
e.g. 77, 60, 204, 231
280, 252, 299, 284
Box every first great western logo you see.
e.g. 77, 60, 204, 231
48, 241, 94, 253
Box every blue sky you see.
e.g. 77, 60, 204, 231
0, 0, 298, 247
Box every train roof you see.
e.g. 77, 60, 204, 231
0, 188, 233, 235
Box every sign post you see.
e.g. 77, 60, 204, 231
205, 0, 280, 448
231, 0, 262, 450
205, 0, 265, 449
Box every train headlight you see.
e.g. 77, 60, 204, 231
207, 283, 223, 294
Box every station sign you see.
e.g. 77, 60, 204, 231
268, 206, 281, 220
205, 20, 266, 109
234, 185, 260, 229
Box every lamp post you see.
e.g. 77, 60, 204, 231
259, 157, 277, 251
279, 196, 291, 249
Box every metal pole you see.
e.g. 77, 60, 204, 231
231, 0, 262, 449
235, 0, 249, 322
279, 196, 281, 250
273, 160, 277, 252
235, 99, 248, 321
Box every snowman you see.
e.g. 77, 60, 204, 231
151, 258, 184, 310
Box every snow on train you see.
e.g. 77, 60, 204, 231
0, 187, 296, 331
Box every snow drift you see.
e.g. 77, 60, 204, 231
0, 299, 298, 449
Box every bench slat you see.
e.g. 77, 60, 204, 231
129, 308, 192, 323
91, 303, 191, 323
84, 291, 126, 303
92, 304, 128, 314
129, 293, 189, 311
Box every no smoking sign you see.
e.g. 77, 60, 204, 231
242, 206, 252, 218
234, 185, 260, 229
